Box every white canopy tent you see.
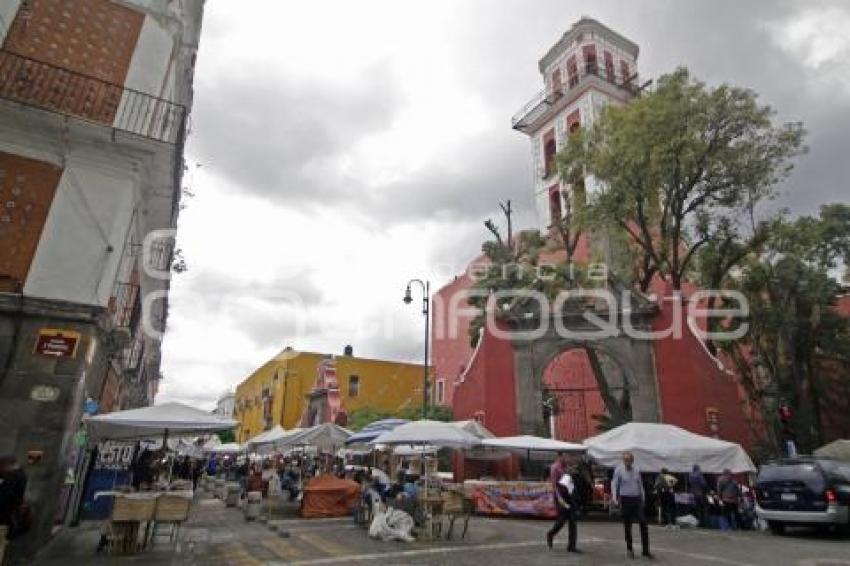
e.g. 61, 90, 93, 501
209, 442, 243, 454
393, 444, 440, 457
245, 425, 294, 454
480, 435, 587, 461
452, 420, 495, 439
274, 423, 351, 453
814, 439, 850, 462
85, 402, 237, 442
583, 422, 756, 474
201, 434, 222, 452
245, 425, 286, 447
371, 420, 482, 449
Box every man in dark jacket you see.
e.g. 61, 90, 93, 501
546, 466, 580, 553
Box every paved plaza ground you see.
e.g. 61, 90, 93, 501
31, 493, 850, 565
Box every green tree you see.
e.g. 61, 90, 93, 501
559, 67, 806, 291
720, 204, 850, 454
346, 407, 397, 431
217, 428, 235, 443
346, 404, 453, 431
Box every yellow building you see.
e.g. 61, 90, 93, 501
234, 347, 426, 442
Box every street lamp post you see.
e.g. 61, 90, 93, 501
403, 279, 430, 418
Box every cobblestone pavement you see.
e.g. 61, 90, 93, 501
32, 494, 850, 565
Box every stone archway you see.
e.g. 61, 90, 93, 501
510, 300, 661, 438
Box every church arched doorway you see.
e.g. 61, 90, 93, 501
542, 346, 630, 441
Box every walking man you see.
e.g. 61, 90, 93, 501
546, 452, 566, 548
546, 465, 580, 553
612, 452, 653, 559
688, 464, 708, 527
717, 469, 740, 530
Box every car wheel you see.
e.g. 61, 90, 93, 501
768, 521, 785, 535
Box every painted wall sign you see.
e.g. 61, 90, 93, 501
34, 328, 81, 358
30, 384, 60, 402
95, 441, 135, 470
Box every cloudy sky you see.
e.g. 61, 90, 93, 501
157, 0, 850, 409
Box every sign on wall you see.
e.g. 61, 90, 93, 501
33, 328, 81, 358
30, 384, 60, 402
95, 441, 135, 470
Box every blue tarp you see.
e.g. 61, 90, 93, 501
345, 418, 409, 445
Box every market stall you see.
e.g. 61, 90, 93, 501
372, 420, 481, 540
582, 422, 756, 474
462, 436, 587, 519
76, 403, 237, 554
278, 423, 352, 454
301, 474, 360, 518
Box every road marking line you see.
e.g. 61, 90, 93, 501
269, 517, 350, 526
649, 545, 760, 566
276, 540, 543, 565
262, 537, 304, 561
296, 531, 353, 557
216, 542, 264, 566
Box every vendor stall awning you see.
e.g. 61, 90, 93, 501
85, 402, 237, 441
814, 439, 850, 462
209, 442, 243, 454
481, 435, 587, 459
345, 418, 409, 445
275, 423, 351, 452
371, 420, 481, 449
245, 425, 289, 449
583, 422, 756, 474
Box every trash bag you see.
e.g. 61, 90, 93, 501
675, 514, 699, 528
368, 502, 415, 542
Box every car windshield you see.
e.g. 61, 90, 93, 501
758, 462, 825, 490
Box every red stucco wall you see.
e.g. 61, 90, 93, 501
652, 294, 754, 450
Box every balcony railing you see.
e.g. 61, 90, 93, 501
0, 50, 186, 143
512, 64, 640, 132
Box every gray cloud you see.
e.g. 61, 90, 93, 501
190, 61, 403, 205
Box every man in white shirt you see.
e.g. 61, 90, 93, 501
546, 465, 580, 553
611, 452, 653, 559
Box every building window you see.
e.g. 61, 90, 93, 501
436, 379, 445, 404
620, 60, 631, 85
348, 375, 360, 398
567, 110, 581, 136
604, 51, 615, 82
583, 44, 597, 75
566, 56, 578, 88
551, 68, 563, 95
542, 129, 557, 178
549, 185, 562, 226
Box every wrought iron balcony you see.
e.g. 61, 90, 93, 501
0, 49, 186, 144
512, 64, 640, 133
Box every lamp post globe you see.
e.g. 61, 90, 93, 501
403, 278, 430, 418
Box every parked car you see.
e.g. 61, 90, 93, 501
755, 457, 850, 534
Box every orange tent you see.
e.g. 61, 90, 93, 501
301, 474, 360, 518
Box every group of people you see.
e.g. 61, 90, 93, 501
547, 451, 654, 558
688, 465, 755, 530
546, 451, 757, 559
546, 452, 653, 559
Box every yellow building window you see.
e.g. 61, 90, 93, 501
348, 375, 360, 398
